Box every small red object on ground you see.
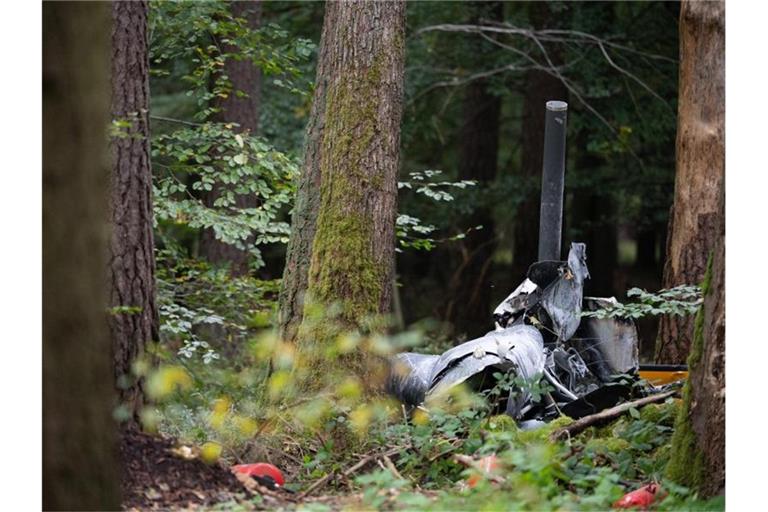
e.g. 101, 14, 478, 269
613, 482, 664, 509
466, 454, 500, 488
232, 463, 285, 487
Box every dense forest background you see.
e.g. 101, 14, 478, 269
148, 0, 680, 357
28, 0, 751, 510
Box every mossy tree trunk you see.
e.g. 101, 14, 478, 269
279, 0, 406, 347
277, 0, 333, 343
43, 2, 121, 509
656, 0, 724, 364
200, 0, 262, 276
110, 0, 159, 421
666, 187, 724, 496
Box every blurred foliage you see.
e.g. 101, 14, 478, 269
137, 305, 719, 509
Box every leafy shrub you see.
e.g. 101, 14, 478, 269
583, 284, 703, 320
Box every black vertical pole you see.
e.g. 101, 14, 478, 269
538, 100, 568, 261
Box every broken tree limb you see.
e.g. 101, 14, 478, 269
550, 390, 678, 442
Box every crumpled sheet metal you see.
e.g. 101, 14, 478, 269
387, 241, 642, 423
540, 242, 589, 341
427, 325, 545, 408
579, 297, 639, 375
387, 325, 546, 413
386, 352, 439, 407
493, 242, 589, 340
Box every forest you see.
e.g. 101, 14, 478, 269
40, 0, 726, 510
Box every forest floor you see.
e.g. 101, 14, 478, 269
120, 428, 365, 510
119, 393, 724, 511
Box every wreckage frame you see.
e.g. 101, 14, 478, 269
386, 242, 673, 428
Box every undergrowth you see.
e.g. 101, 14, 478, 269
132, 265, 723, 511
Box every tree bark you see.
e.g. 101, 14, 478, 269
280, 0, 406, 344
656, 0, 724, 364
690, 189, 725, 495
109, 0, 159, 421
43, 2, 121, 509
666, 187, 725, 496
513, 2, 568, 275
277, 0, 332, 342
199, 0, 262, 276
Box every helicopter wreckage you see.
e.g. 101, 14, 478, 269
385, 242, 670, 425
386, 101, 680, 426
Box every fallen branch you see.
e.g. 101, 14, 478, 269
550, 390, 678, 442
298, 446, 404, 500
382, 455, 406, 481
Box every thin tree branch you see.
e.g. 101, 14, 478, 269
150, 115, 204, 127
549, 389, 678, 441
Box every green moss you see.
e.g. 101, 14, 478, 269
302, 52, 390, 333
665, 254, 713, 490
516, 415, 574, 444
584, 437, 632, 454
639, 400, 679, 426
484, 415, 519, 432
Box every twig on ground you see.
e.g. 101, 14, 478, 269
549, 390, 678, 441
382, 455, 406, 481
298, 446, 405, 499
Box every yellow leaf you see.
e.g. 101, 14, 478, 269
200, 442, 222, 464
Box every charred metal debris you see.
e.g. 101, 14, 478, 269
386, 242, 675, 425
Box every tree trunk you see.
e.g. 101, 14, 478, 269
109, 0, 159, 421
513, 1, 568, 275
666, 187, 725, 496
280, 0, 406, 344
443, 79, 501, 338
277, 0, 332, 342
656, 0, 724, 364
199, 0, 262, 276
43, 2, 121, 509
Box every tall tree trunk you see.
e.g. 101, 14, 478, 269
513, 2, 568, 275
277, 0, 332, 343
656, 0, 724, 364
280, 0, 406, 345
443, 79, 501, 338
43, 2, 121, 509
199, 0, 262, 276
109, 0, 158, 421
666, 187, 725, 495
